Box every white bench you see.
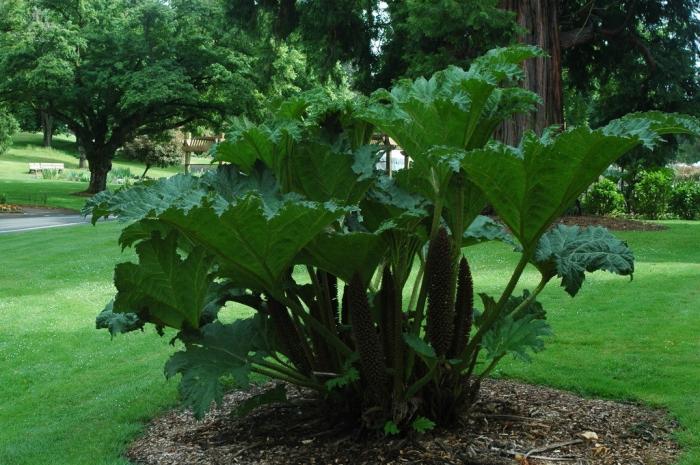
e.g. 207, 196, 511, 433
29, 163, 65, 173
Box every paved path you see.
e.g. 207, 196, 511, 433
0, 213, 89, 234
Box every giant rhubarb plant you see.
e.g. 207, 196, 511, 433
87, 46, 700, 431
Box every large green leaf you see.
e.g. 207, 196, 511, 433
95, 301, 144, 336
298, 231, 387, 284
84, 174, 206, 223
214, 117, 301, 174
113, 233, 213, 329
534, 225, 634, 296
461, 113, 700, 250
481, 314, 551, 363
361, 46, 542, 158
286, 142, 378, 204
462, 215, 514, 247
85, 166, 279, 225
157, 194, 348, 295
165, 317, 269, 418
479, 294, 551, 363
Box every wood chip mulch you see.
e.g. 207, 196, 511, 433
557, 216, 667, 232
126, 379, 680, 465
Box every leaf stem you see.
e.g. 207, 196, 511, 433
283, 294, 354, 357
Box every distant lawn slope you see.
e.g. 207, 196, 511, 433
0, 221, 698, 464
0, 133, 210, 211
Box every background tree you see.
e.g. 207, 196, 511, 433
0, 0, 259, 193
118, 133, 183, 179
498, 0, 700, 146
0, 106, 19, 155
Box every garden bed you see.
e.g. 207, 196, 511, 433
0, 203, 23, 213
127, 379, 679, 465
557, 216, 667, 232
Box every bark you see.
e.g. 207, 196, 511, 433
41, 111, 53, 148
498, 0, 564, 145
141, 164, 151, 179
78, 145, 88, 169
76, 134, 88, 169
86, 149, 113, 193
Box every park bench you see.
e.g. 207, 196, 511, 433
28, 163, 65, 173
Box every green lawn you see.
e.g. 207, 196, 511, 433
0, 133, 209, 211
0, 221, 698, 465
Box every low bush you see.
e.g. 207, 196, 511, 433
633, 169, 673, 219
119, 134, 182, 178
41, 169, 61, 180
63, 170, 91, 183
669, 181, 700, 219
582, 178, 625, 216
107, 167, 134, 185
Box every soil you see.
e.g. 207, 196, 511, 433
557, 216, 667, 232
0, 203, 23, 213
7, 205, 78, 216
127, 379, 679, 465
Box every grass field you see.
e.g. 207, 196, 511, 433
0, 221, 698, 464
0, 133, 209, 211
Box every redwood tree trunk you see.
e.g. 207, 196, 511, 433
498, 0, 563, 145
86, 150, 112, 193
41, 110, 53, 148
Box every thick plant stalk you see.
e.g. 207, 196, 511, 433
309, 300, 333, 371
380, 268, 403, 393
449, 257, 474, 358
380, 267, 397, 368
326, 272, 339, 324
348, 273, 388, 404
267, 298, 312, 375
426, 227, 455, 356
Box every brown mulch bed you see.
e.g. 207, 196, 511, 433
557, 216, 667, 232
0, 203, 23, 213
127, 379, 679, 465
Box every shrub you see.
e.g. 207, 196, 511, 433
0, 108, 19, 155
63, 170, 91, 183
107, 167, 134, 185
633, 169, 673, 218
582, 178, 625, 216
41, 168, 62, 180
669, 181, 700, 219
85, 47, 700, 433
118, 134, 182, 178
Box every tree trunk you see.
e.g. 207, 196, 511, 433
86, 150, 113, 194
78, 145, 88, 169
498, 0, 564, 145
41, 111, 53, 148
76, 134, 88, 169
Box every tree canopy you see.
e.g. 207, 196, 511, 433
0, 0, 298, 192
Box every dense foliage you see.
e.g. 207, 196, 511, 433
0, 0, 282, 192
669, 181, 700, 220
0, 107, 19, 155
582, 178, 625, 216
633, 169, 674, 218
119, 134, 183, 179
87, 47, 699, 432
